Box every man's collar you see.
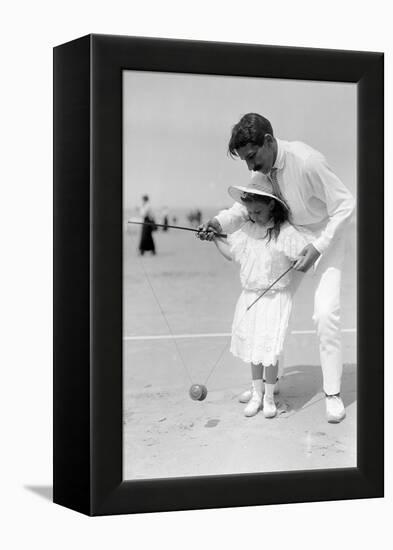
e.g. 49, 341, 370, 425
273, 138, 285, 170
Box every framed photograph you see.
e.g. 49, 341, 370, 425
53, 34, 383, 515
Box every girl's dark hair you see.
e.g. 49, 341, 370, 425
228, 113, 274, 158
240, 192, 289, 242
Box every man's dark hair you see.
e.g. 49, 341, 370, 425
228, 113, 274, 158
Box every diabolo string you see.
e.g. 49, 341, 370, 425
128, 228, 194, 385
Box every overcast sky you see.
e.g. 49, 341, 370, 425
123, 71, 356, 212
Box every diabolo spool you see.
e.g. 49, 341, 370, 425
189, 384, 208, 401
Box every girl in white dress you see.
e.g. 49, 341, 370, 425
211, 180, 312, 418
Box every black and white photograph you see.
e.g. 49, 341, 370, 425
5, 0, 390, 542
122, 70, 357, 480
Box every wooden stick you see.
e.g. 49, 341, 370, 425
127, 220, 227, 238
246, 265, 294, 311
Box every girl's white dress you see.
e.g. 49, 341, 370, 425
227, 220, 312, 366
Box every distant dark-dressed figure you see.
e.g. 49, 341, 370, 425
162, 207, 169, 231
138, 195, 156, 255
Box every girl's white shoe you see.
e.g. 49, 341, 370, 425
244, 392, 262, 417
263, 395, 277, 418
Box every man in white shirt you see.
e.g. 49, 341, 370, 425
200, 113, 355, 423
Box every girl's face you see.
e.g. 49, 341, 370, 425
245, 199, 274, 226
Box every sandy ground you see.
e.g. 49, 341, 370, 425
123, 222, 357, 480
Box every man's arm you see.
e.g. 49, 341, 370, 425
198, 201, 249, 240
304, 153, 355, 255
214, 201, 249, 234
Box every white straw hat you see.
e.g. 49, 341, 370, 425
228, 177, 288, 210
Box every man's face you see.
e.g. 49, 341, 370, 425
236, 139, 275, 175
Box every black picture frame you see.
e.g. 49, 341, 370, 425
53, 34, 384, 516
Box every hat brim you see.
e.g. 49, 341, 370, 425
228, 185, 288, 210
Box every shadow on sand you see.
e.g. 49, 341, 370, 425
277, 363, 356, 414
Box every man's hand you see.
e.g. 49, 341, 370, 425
197, 218, 222, 241
293, 243, 321, 272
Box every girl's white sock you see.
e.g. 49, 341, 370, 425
264, 383, 275, 399
252, 379, 263, 397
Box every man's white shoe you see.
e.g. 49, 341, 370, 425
263, 395, 277, 418
238, 380, 280, 403
326, 394, 346, 423
244, 392, 262, 417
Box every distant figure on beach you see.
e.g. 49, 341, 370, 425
161, 206, 169, 231
187, 209, 202, 227
138, 194, 156, 256
199, 180, 312, 418
199, 113, 355, 423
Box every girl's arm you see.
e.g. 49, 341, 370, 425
213, 236, 232, 262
